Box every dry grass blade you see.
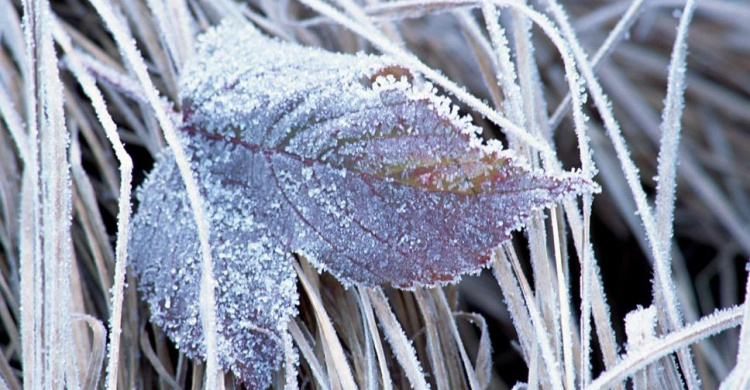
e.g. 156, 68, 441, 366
72, 314, 107, 390
357, 287, 394, 390
455, 312, 492, 388
18, 2, 44, 388
504, 243, 565, 390
293, 258, 356, 389
548, 0, 648, 130
53, 20, 136, 389
433, 289, 482, 389
288, 319, 331, 389
86, 0, 223, 386
651, 1, 700, 387
367, 288, 430, 390
414, 289, 452, 387
721, 273, 750, 388
365, 0, 474, 20
0, 349, 19, 390
591, 305, 743, 389
549, 209, 576, 389
138, 321, 181, 389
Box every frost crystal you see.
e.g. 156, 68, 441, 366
129, 19, 597, 388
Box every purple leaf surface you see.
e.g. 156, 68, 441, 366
129, 20, 597, 389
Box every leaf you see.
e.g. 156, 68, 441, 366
129, 20, 597, 388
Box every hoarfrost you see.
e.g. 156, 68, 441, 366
129, 19, 597, 389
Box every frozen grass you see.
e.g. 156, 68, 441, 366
0, 0, 748, 388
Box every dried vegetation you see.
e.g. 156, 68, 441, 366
0, 0, 748, 389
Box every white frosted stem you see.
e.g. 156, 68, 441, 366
591, 305, 743, 390
480, 1, 525, 127
293, 260, 357, 389
551, 208, 576, 389
651, 0, 699, 386
52, 19, 135, 390
721, 272, 750, 389
367, 288, 430, 390
502, 244, 565, 390
85, 0, 221, 387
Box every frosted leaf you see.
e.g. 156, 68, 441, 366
130, 19, 598, 388
130, 147, 298, 389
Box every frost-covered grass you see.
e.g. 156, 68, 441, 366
0, 0, 748, 389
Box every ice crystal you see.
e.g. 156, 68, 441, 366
129, 19, 597, 388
